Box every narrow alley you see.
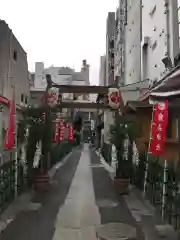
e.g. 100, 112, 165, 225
0, 144, 145, 240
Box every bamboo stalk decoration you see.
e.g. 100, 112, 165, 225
33, 141, 42, 168
143, 105, 155, 195
20, 142, 27, 172
162, 160, 168, 220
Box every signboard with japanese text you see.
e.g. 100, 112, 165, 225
149, 100, 168, 156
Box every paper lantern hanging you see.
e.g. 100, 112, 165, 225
46, 87, 58, 107
53, 119, 59, 143
108, 88, 120, 109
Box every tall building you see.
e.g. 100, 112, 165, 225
125, 0, 141, 85
115, 0, 180, 88
115, 1, 127, 86
141, 0, 179, 87
0, 20, 29, 105
106, 12, 116, 86
99, 55, 106, 86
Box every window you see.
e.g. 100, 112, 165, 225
13, 51, 17, 61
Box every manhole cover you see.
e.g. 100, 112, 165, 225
96, 199, 119, 208
97, 223, 137, 240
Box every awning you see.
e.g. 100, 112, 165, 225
150, 66, 180, 99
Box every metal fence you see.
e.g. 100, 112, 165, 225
135, 154, 180, 230
0, 160, 27, 214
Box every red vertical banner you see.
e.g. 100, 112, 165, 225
4, 89, 15, 150
59, 122, 64, 141
149, 100, 168, 156
68, 124, 74, 141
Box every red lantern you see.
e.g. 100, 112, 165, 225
108, 88, 120, 109
53, 119, 59, 143
68, 125, 74, 141
59, 122, 64, 141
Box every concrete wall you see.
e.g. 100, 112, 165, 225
114, 0, 180, 87
142, 0, 168, 84
141, 0, 179, 85
0, 20, 29, 104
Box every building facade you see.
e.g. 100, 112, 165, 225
30, 59, 90, 106
125, 0, 141, 85
99, 55, 106, 86
106, 12, 116, 86
141, 0, 179, 87
0, 20, 30, 105
114, 0, 180, 88
115, 1, 127, 86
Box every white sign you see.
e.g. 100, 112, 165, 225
111, 144, 117, 171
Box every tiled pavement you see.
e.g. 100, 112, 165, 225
0, 144, 177, 240
90, 149, 144, 240
0, 148, 82, 240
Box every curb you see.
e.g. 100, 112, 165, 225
48, 152, 73, 180
48, 145, 80, 180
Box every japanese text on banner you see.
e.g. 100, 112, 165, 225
149, 100, 168, 156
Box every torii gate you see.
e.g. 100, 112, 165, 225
45, 74, 121, 110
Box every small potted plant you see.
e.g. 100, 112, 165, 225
110, 115, 136, 194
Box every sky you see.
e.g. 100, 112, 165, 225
1, 0, 118, 85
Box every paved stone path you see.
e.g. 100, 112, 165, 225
0, 148, 81, 240
0, 144, 146, 240
52, 144, 100, 240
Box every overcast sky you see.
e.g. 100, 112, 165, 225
1, 0, 118, 85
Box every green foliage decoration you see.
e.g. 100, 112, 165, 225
109, 115, 139, 179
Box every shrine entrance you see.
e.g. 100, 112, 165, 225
45, 74, 121, 144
